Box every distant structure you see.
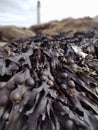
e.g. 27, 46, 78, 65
37, 0, 41, 25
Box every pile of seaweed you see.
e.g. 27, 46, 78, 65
0, 31, 98, 130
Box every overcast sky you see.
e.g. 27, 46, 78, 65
0, 0, 98, 27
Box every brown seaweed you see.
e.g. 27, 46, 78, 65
0, 31, 98, 130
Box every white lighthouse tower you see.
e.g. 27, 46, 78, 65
37, 0, 41, 25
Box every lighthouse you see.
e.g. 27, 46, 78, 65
37, 0, 41, 25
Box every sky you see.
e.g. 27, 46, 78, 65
0, 0, 98, 27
